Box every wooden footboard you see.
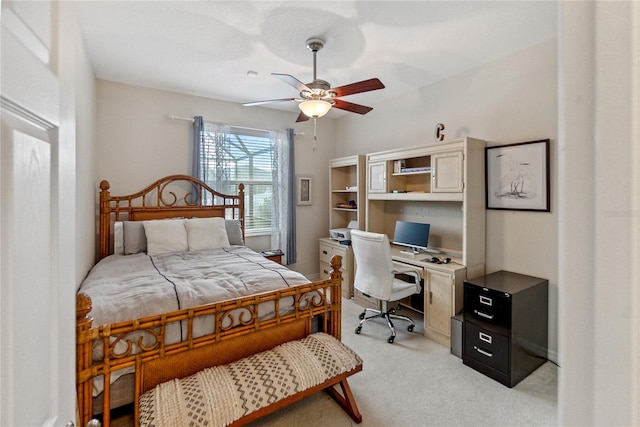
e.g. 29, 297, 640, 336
76, 256, 343, 427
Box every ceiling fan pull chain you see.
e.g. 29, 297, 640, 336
313, 117, 318, 151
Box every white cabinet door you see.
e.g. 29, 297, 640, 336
425, 269, 454, 337
432, 151, 463, 193
367, 161, 387, 193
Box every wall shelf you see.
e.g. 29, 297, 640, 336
320, 155, 366, 299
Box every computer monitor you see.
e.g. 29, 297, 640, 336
392, 221, 430, 255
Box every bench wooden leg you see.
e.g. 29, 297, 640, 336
325, 378, 363, 423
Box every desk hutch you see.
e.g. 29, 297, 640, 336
321, 137, 486, 347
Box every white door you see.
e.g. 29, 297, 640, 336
1, 2, 75, 426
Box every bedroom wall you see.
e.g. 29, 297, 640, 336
96, 81, 336, 277
335, 40, 559, 360
74, 23, 98, 286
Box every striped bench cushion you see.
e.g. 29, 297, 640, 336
139, 333, 362, 427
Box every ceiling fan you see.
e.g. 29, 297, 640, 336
243, 38, 385, 122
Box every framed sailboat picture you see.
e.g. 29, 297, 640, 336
486, 139, 550, 212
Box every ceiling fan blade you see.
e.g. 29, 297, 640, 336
242, 98, 298, 107
295, 111, 310, 122
272, 73, 311, 93
331, 78, 385, 97
332, 99, 373, 115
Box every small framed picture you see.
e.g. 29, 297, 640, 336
297, 176, 312, 206
486, 139, 550, 212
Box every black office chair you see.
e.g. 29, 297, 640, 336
350, 230, 421, 343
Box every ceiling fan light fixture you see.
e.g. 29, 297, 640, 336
299, 99, 332, 118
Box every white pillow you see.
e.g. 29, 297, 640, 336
143, 219, 188, 256
185, 217, 230, 251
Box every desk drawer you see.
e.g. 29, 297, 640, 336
319, 242, 346, 265
464, 322, 509, 373
464, 283, 511, 329
354, 289, 379, 310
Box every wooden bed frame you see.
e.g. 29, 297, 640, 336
76, 175, 351, 426
97, 174, 245, 259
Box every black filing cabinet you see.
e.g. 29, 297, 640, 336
463, 270, 548, 387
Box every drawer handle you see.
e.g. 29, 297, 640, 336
322, 250, 328, 255
473, 309, 494, 320
479, 332, 492, 344
323, 269, 329, 275
479, 295, 493, 306
474, 346, 493, 358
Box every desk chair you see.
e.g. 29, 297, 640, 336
350, 230, 422, 343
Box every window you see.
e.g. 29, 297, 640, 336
198, 124, 276, 235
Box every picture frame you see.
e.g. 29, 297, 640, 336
486, 139, 550, 212
296, 176, 312, 206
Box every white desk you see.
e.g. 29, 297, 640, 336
389, 245, 465, 275
356, 245, 468, 347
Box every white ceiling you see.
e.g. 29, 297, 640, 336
76, 1, 557, 117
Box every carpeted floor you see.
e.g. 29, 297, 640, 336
112, 297, 558, 427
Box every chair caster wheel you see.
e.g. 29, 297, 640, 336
358, 312, 366, 320
355, 326, 362, 335
408, 324, 415, 332
388, 335, 395, 344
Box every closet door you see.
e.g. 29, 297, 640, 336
1, 2, 75, 426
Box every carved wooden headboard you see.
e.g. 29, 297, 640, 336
99, 174, 245, 259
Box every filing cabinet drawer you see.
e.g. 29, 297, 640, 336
319, 238, 354, 299
464, 283, 511, 331
464, 322, 509, 373
319, 241, 346, 265
320, 261, 351, 298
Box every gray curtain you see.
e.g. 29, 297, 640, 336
270, 128, 296, 265
191, 116, 203, 179
286, 128, 296, 264
191, 116, 203, 203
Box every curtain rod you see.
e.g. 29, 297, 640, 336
168, 114, 194, 122
167, 114, 304, 135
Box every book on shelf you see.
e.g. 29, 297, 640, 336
400, 166, 431, 173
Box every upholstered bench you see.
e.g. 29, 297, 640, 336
138, 333, 363, 427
